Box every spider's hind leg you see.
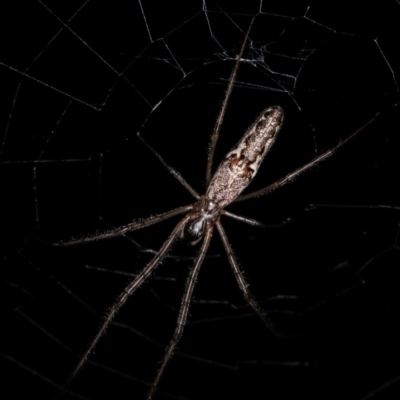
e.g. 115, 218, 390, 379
206, 17, 256, 184
235, 111, 380, 203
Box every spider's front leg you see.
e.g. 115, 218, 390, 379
65, 214, 191, 388
217, 221, 279, 336
146, 226, 213, 400
59, 205, 192, 246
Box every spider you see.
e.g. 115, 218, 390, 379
60, 17, 378, 400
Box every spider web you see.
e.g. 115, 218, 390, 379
2, 1, 400, 399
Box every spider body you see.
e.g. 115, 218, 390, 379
60, 18, 378, 400
186, 105, 283, 243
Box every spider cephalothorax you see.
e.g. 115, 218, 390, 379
185, 197, 221, 244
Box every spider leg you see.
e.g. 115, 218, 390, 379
137, 131, 200, 199
146, 226, 213, 400
67, 215, 191, 385
59, 205, 192, 246
235, 112, 380, 202
216, 221, 279, 336
206, 17, 255, 184
222, 210, 266, 228
223, 210, 291, 229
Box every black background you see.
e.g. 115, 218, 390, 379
1, 1, 400, 400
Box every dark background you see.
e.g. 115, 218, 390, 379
1, 1, 400, 399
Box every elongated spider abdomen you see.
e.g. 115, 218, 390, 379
206, 106, 284, 207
